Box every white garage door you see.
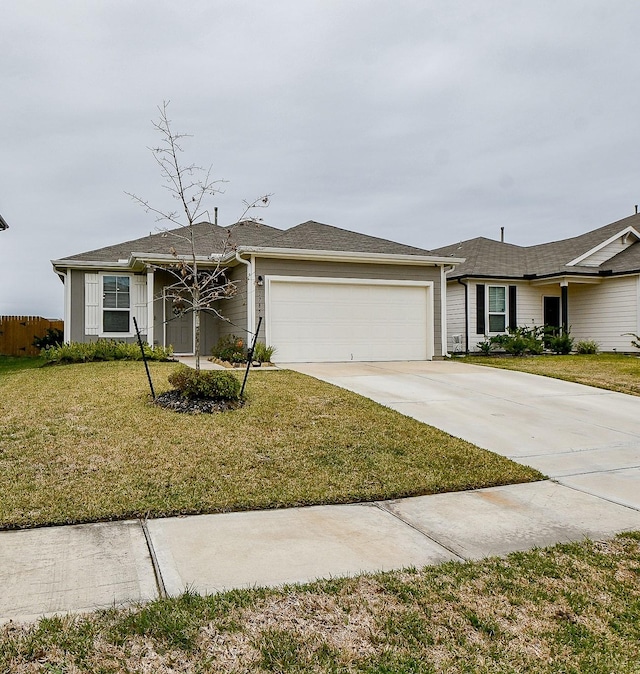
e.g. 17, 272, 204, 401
266, 276, 433, 362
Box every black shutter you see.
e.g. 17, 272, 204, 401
476, 284, 485, 334
509, 285, 517, 330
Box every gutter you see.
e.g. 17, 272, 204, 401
226, 246, 465, 267
235, 251, 255, 340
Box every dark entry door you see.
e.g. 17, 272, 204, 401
165, 300, 193, 353
543, 296, 561, 332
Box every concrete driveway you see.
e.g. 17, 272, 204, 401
284, 360, 640, 511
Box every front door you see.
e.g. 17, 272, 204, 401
543, 296, 561, 333
165, 300, 193, 354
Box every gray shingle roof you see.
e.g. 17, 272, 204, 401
433, 213, 640, 279
60, 219, 433, 263
62, 220, 283, 262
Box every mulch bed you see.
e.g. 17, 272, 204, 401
153, 390, 244, 414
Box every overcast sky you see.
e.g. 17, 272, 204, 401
2, 1, 640, 317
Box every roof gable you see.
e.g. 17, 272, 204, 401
566, 226, 640, 267
434, 212, 640, 280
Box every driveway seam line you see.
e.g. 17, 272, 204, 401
373, 502, 466, 562
551, 480, 640, 513
139, 518, 167, 599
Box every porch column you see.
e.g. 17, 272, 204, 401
560, 282, 569, 333
146, 268, 154, 345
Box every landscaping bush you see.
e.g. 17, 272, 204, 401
211, 335, 246, 363
575, 339, 599, 354
490, 326, 544, 356
168, 364, 241, 400
41, 339, 173, 364
476, 338, 493, 355
548, 329, 574, 355
253, 341, 276, 363
32, 327, 64, 351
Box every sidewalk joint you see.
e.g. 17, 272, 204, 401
139, 518, 167, 599
373, 501, 466, 562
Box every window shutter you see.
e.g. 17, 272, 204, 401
476, 284, 485, 335
509, 285, 517, 330
84, 273, 100, 335
132, 276, 148, 332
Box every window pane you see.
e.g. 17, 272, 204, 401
488, 287, 506, 312
489, 314, 505, 332
104, 310, 129, 332
116, 292, 130, 309
117, 277, 130, 292
103, 293, 117, 308
103, 276, 117, 293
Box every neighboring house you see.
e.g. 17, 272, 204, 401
0, 213, 8, 231
51, 220, 462, 362
432, 212, 640, 353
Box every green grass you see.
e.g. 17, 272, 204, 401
2, 534, 639, 672
0, 355, 44, 374
0, 360, 540, 529
461, 353, 640, 396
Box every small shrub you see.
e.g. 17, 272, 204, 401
211, 335, 246, 363
548, 329, 574, 355
476, 338, 493, 355
575, 340, 599, 355
32, 327, 64, 351
253, 342, 276, 363
168, 365, 241, 400
41, 339, 173, 364
624, 333, 640, 350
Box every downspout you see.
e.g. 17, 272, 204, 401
441, 265, 453, 357
235, 251, 255, 342
58, 268, 72, 343
457, 278, 469, 354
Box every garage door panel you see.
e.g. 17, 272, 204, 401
267, 278, 432, 362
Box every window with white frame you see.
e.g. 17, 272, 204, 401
487, 286, 506, 333
102, 275, 131, 333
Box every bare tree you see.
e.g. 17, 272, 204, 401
127, 102, 270, 370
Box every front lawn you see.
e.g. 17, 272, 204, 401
0, 359, 540, 529
461, 353, 640, 396
2, 534, 639, 672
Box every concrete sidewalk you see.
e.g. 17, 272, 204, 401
3, 360, 640, 624
3, 481, 640, 624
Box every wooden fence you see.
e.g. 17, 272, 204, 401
0, 316, 64, 357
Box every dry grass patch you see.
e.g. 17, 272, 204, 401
0, 360, 540, 528
2, 535, 639, 672
462, 353, 640, 396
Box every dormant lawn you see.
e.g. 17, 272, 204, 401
0, 358, 540, 529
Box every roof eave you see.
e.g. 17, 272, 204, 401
230, 246, 464, 266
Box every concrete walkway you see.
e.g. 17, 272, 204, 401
3, 361, 640, 624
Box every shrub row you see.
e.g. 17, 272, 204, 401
41, 339, 174, 364
476, 326, 599, 356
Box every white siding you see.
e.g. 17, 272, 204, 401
84, 274, 99, 336
577, 237, 636, 267
568, 276, 639, 351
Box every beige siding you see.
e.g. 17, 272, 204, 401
446, 282, 465, 352
568, 276, 639, 351
254, 258, 443, 356
215, 264, 248, 342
